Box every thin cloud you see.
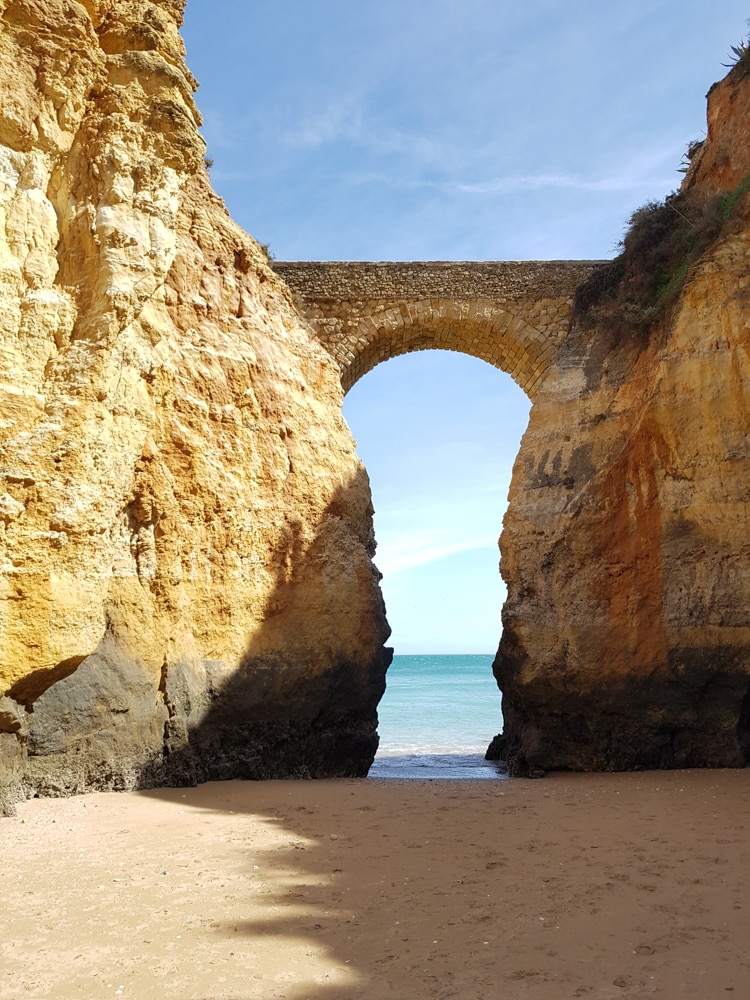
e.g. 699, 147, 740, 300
283, 96, 364, 148
283, 102, 449, 166
454, 173, 639, 194
452, 142, 689, 198
374, 530, 499, 576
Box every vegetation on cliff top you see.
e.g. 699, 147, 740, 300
575, 30, 750, 336
722, 31, 750, 80
574, 172, 750, 333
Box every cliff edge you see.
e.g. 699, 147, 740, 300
2, 2, 749, 810
0, 0, 391, 815
492, 55, 750, 774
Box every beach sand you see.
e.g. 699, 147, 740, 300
2, 769, 749, 999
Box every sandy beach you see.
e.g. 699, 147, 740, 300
2, 770, 749, 999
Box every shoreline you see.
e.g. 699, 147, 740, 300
2, 769, 749, 999
370, 750, 506, 780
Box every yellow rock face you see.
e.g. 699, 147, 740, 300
494, 66, 750, 775
2, 1, 748, 806
0, 0, 390, 810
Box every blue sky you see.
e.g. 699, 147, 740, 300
182, 2, 748, 653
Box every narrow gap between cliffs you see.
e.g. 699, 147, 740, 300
341, 349, 531, 780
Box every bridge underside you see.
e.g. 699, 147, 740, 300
274, 261, 601, 398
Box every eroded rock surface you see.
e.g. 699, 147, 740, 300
2, 1, 748, 812
493, 64, 750, 775
0, 0, 390, 814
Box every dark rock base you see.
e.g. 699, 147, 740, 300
488, 654, 750, 777
0, 640, 393, 815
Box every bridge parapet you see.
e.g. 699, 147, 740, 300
274, 261, 602, 398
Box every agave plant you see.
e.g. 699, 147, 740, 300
722, 29, 750, 75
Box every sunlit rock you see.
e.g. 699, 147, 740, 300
493, 61, 750, 774
0, 0, 390, 815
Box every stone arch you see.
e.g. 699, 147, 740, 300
336, 298, 557, 397
273, 261, 601, 403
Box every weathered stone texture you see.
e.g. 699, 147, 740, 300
684, 66, 750, 197
492, 66, 750, 775
0, 0, 390, 814
1, 0, 749, 811
275, 261, 600, 398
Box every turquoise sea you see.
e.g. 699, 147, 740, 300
369, 653, 508, 780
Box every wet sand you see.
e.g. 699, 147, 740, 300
2, 769, 749, 999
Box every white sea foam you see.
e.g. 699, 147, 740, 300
372, 653, 506, 780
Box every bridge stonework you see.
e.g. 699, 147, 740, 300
274, 261, 602, 398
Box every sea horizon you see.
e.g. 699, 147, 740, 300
370, 652, 508, 780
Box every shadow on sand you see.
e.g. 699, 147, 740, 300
136, 776, 516, 999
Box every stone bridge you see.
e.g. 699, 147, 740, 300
274, 261, 603, 399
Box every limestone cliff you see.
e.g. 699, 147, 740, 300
492, 60, 750, 774
0, 0, 390, 814
2, 1, 748, 810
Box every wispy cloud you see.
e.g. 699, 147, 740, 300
276, 141, 683, 206
453, 173, 641, 195
282, 100, 451, 168
283, 95, 365, 148
336, 171, 647, 195
374, 529, 498, 576
451, 143, 688, 198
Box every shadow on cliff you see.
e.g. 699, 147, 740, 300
150, 465, 393, 788
127, 469, 423, 997
127, 466, 504, 996
5, 468, 391, 816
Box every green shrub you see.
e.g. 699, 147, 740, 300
678, 137, 705, 174
576, 27, 750, 336
575, 172, 750, 333
717, 173, 750, 220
